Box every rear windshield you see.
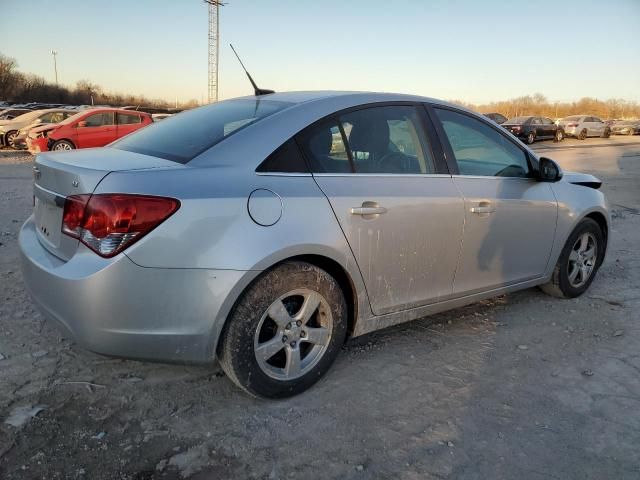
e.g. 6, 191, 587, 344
505, 116, 531, 124
111, 99, 291, 163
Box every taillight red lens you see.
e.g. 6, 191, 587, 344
61, 194, 180, 258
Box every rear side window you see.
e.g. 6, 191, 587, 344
112, 99, 291, 163
256, 139, 309, 173
435, 108, 530, 178
117, 113, 142, 124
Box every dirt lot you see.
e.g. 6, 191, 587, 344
1, 137, 639, 479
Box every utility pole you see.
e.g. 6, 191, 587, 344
51, 50, 58, 86
204, 1, 224, 103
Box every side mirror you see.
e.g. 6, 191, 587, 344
77, 121, 87, 128
538, 157, 562, 182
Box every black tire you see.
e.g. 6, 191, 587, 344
51, 139, 75, 151
554, 130, 564, 142
540, 218, 605, 299
578, 129, 587, 140
602, 128, 610, 139
526, 132, 536, 145
627, 129, 635, 136
5, 130, 18, 149
218, 261, 348, 398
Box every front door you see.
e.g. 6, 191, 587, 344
77, 112, 117, 148
432, 107, 557, 295
297, 104, 465, 315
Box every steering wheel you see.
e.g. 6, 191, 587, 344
375, 151, 410, 173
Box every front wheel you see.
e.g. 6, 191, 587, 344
540, 218, 605, 299
602, 128, 610, 138
578, 129, 587, 140
51, 140, 75, 151
526, 132, 535, 144
218, 261, 348, 398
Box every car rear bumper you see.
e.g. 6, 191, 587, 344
19, 215, 248, 363
563, 126, 579, 136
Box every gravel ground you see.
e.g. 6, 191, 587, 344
0, 139, 639, 479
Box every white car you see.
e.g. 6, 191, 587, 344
558, 115, 611, 140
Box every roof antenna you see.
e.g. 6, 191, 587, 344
230, 44, 274, 96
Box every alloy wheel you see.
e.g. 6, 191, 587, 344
53, 142, 72, 151
567, 232, 597, 288
254, 288, 333, 381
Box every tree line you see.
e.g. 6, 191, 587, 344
2, 52, 639, 119
0, 53, 199, 109
452, 93, 640, 120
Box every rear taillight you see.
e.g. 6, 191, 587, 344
511, 126, 521, 131
62, 194, 180, 258
567, 123, 579, 127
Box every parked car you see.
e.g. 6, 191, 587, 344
502, 116, 565, 144
20, 92, 609, 398
0, 109, 77, 148
558, 115, 610, 139
610, 120, 640, 136
483, 112, 507, 124
12, 110, 77, 149
152, 113, 173, 122
0, 108, 31, 123
26, 108, 152, 153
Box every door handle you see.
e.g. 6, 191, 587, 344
351, 202, 387, 216
470, 203, 495, 214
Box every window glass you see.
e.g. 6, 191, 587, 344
112, 99, 290, 163
531, 117, 542, 125
117, 113, 142, 125
256, 139, 309, 173
298, 120, 352, 173
435, 108, 530, 178
84, 112, 115, 127
541, 117, 553, 125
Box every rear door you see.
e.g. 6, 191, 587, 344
299, 104, 465, 315
430, 106, 557, 295
76, 112, 117, 148
116, 112, 144, 138
530, 117, 543, 137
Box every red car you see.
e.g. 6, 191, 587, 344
27, 108, 152, 153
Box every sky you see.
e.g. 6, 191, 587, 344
1, 0, 639, 104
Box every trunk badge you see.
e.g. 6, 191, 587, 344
72, 180, 79, 187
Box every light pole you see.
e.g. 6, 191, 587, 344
51, 50, 58, 86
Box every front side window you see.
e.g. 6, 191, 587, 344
84, 112, 115, 127
531, 117, 542, 125
300, 105, 435, 174
117, 113, 142, 125
435, 108, 530, 178
542, 117, 554, 125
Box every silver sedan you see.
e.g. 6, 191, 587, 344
20, 92, 610, 397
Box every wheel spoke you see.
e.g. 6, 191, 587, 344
579, 234, 589, 252
568, 265, 580, 283
583, 246, 596, 261
284, 347, 302, 377
580, 265, 590, 282
295, 291, 321, 325
255, 336, 285, 362
569, 250, 579, 262
303, 326, 330, 346
268, 299, 292, 328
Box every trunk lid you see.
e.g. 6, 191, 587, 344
32, 147, 182, 260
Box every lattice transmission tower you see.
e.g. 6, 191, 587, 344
204, 1, 224, 103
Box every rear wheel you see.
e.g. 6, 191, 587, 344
578, 129, 587, 140
526, 132, 535, 144
218, 261, 348, 398
5, 130, 18, 149
540, 218, 604, 298
628, 129, 635, 136
554, 130, 563, 142
51, 140, 75, 151
602, 128, 610, 138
